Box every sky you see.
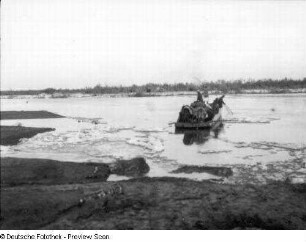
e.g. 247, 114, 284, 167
1, 0, 306, 90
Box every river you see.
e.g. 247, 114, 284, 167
1, 93, 306, 184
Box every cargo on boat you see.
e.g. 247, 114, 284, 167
175, 95, 225, 130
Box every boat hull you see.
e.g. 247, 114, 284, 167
175, 108, 222, 130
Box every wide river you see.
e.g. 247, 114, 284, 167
1, 94, 306, 184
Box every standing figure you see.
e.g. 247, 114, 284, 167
196, 90, 204, 102
203, 86, 209, 103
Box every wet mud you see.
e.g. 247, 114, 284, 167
1, 176, 306, 229
1, 111, 63, 120
1, 157, 111, 187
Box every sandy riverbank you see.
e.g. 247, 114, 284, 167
1, 111, 64, 119
1, 160, 306, 229
0, 111, 62, 145
1, 126, 55, 146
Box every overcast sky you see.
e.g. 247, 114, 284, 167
1, 0, 306, 90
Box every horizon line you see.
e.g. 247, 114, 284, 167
1, 77, 305, 92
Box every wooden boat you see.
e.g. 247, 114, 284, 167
175, 95, 225, 130
175, 109, 222, 129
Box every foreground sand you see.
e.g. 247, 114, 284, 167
1, 159, 306, 229
1, 111, 306, 229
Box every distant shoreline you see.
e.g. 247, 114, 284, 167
1, 79, 306, 98
1, 89, 306, 100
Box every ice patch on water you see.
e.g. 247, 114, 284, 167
198, 150, 232, 155
147, 167, 221, 181
148, 136, 164, 152
104, 126, 135, 133
223, 117, 279, 124
126, 135, 164, 153
0, 145, 10, 153
134, 127, 165, 133
71, 117, 107, 125
84, 140, 145, 161
108, 174, 131, 181
234, 141, 306, 152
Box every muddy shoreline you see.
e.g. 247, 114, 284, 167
0, 111, 63, 145
1, 126, 55, 146
1, 162, 306, 229
1, 111, 64, 120
1, 111, 306, 229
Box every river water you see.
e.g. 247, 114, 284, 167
1, 94, 306, 184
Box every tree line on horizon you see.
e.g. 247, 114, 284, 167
1, 78, 306, 96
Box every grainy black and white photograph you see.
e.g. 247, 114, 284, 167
1, 0, 306, 233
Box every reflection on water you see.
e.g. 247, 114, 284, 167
175, 125, 224, 145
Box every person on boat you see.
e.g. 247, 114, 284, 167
194, 89, 212, 121
203, 86, 209, 103
196, 88, 212, 109
196, 90, 204, 102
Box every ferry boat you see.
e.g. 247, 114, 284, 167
175, 95, 225, 130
